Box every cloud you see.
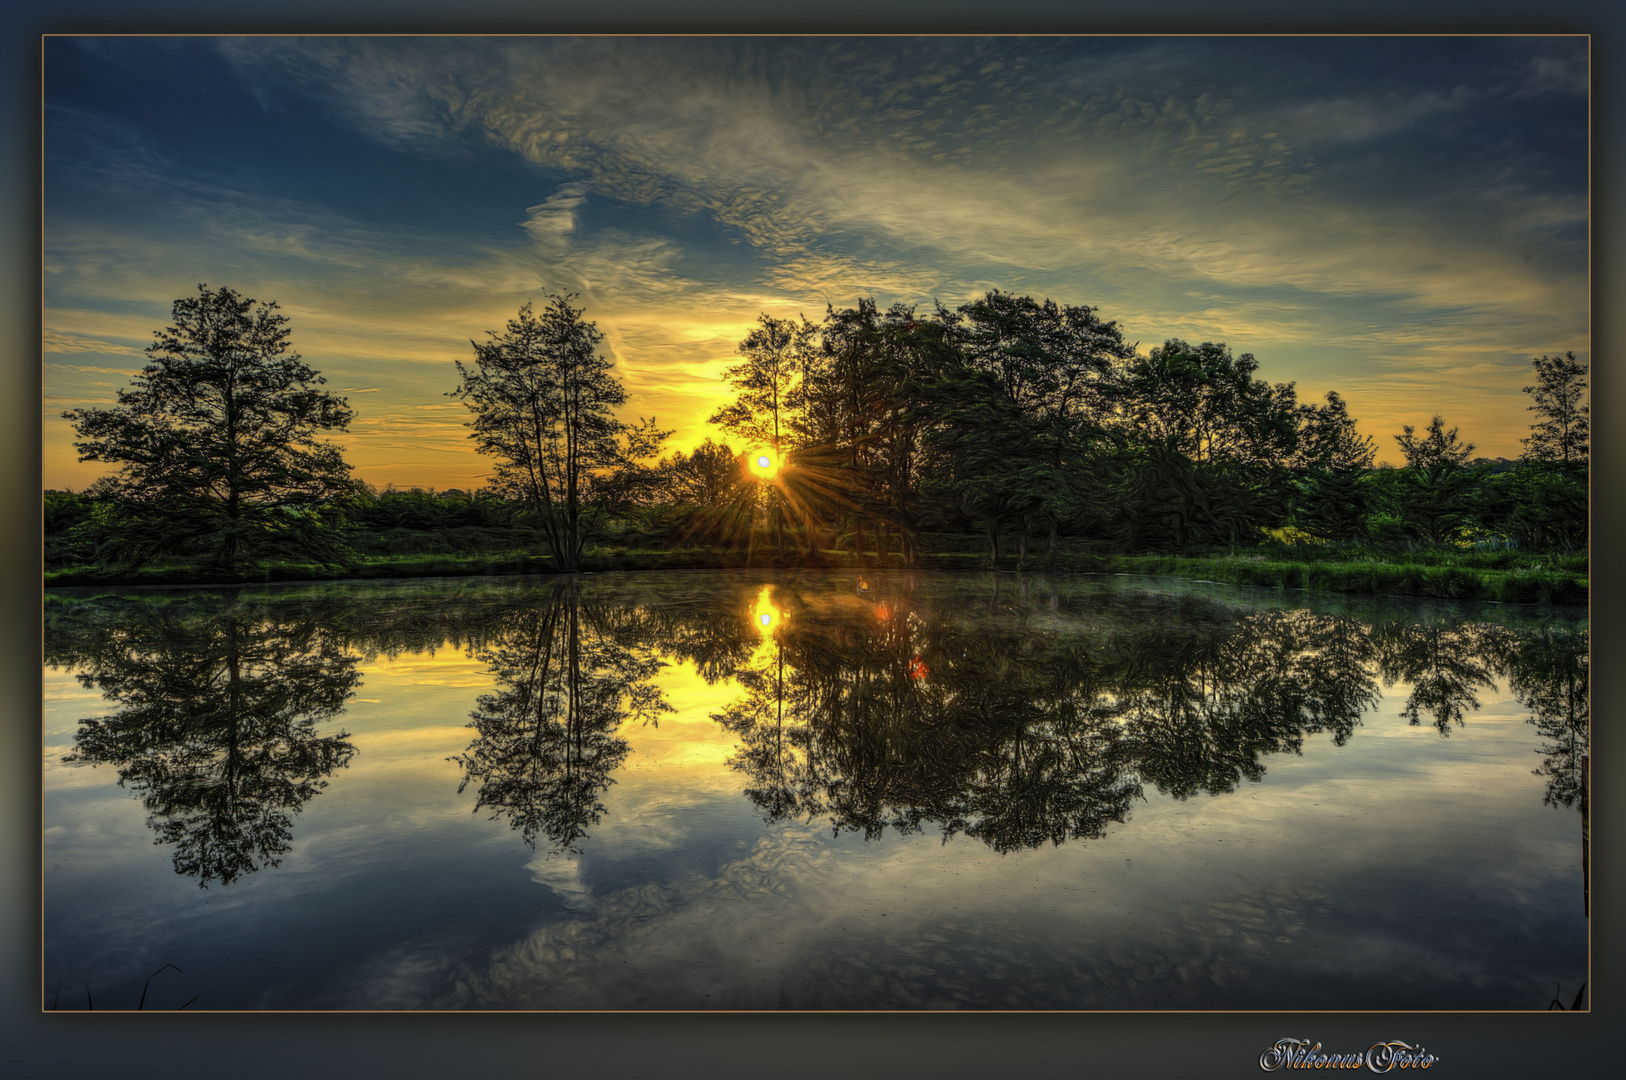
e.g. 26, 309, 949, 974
1511, 50, 1589, 98
518, 181, 589, 247
44, 37, 1587, 484
41, 332, 143, 357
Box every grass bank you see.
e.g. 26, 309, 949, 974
43, 541, 1586, 606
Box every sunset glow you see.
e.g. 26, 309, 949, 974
751, 452, 779, 479
43, 37, 1587, 490
751, 586, 782, 638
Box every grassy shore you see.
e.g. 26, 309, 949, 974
42, 539, 1587, 606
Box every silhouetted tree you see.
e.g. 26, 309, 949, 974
710, 314, 817, 457
1110, 340, 1298, 546
1115, 340, 1298, 468
1391, 415, 1475, 546
1521, 351, 1589, 465
62, 285, 356, 570
954, 289, 1132, 427
452, 295, 667, 572
655, 439, 742, 507
1291, 392, 1377, 542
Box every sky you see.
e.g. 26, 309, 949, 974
42, 35, 1590, 491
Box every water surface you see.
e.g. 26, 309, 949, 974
42, 571, 1588, 1010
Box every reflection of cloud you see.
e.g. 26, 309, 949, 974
526, 851, 597, 913
409, 694, 1576, 1008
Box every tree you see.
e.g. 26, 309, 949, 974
452, 295, 666, 572
1395, 414, 1474, 472
1112, 340, 1299, 545
954, 289, 1132, 426
1392, 415, 1476, 546
656, 439, 742, 507
1521, 351, 1589, 465
63, 285, 356, 570
1290, 392, 1377, 542
709, 313, 817, 456
1114, 340, 1298, 468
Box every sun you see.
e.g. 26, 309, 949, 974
750, 450, 779, 479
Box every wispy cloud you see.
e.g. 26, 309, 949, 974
43, 36, 1587, 486
41, 333, 142, 357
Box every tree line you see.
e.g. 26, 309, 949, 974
53, 284, 1589, 575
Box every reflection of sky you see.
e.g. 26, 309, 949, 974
429, 680, 1583, 1010
41, 586, 1585, 1010
43, 36, 1587, 490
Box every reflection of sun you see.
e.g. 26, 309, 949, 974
750, 585, 782, 638
750, 450, 779, 479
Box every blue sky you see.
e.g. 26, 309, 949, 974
43, 35, 1589, 489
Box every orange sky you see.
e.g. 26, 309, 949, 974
44, 37, 1588, 492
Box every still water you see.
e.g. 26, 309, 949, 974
42, 571, 1587, 1010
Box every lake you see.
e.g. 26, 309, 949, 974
42, 570, 1588, 1010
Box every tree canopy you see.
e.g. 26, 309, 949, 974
451, 294, 667, 572
1521, 351, 1589, 465
63, 284, 355, 570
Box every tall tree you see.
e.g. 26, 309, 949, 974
1113, 340, 1299, 546
1290, 392, 1377, 542
63, 285, 355, 570
708, 314, 819, 559
1392, 415, 1476, 546
709, 313, 818, 457
1115, 340, 1297, 468
1521, 351, 1589, 465
452, 295, 666, 572
954, 289, 1132, 426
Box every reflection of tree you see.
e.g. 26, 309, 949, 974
1506, 626, 1588, 810
55, 599, 358, 887
715, 636, 814, 824
451, 580, 671, 853
45, 575, 1587, 878
1117, 608, 1380, 799
1372, 618, 1509, 734
713, 581, 1393, 852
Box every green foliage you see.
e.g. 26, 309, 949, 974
62, 285, 356, 571
1389, 416, 1476, 546
1521, 351, 1589, 465
451, 294, 668, 571
1361, 512, 1412, 552
709, 314, 817, 452
1469, 463, 1588, 551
